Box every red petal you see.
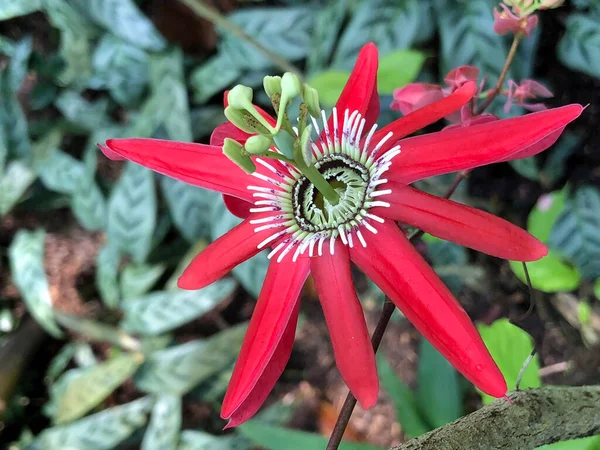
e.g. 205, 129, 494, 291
373, 82, 477, 153
387, 104, 583, 184
327, 43, 379, 133
221, 258, 310, 418
225, 300, 300, 428
223, 195, 253, 219
104, 138, 269, 202
373, 183, 547, 261
350, 220, 507, 398
497, 127, 564, 161
211, 122, 251, 147
178, 213, 280, 290
97, 143, 126, 161
311, 240, 378, 409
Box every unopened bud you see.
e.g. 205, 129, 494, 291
263, 76, 282, 97
281, 72, 302, 100
227, 85, 254, 110
223, 138, 256, 174
245, 134, 273, 155
302, 84, 321, 117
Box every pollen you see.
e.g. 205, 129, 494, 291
248, 108, 401, 262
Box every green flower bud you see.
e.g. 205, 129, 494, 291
281, 72, 302, 100
299, 124, 313, 167
227, 85, 254, 110
263, 76, 282, 97
245, 134, 273, 155
302, 84, 321, 118
223, 138, 256, 174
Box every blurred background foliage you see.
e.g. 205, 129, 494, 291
0, 0, 599, 449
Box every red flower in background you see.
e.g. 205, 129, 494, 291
100, 44, 582, 427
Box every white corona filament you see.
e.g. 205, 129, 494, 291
248, 110, 401, 262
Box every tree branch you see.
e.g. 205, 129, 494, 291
392, 387, 600, 450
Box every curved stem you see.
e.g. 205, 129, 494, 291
179, 0, 302, 77
475, 35, 522, 115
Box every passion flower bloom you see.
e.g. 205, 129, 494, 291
100, 43, 582, 427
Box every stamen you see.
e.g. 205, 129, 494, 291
356, 229, 367, 247
365, 213, 385, 223
257, 230, 287, 249
247, 108, 402, 262
254, 222, 286, 233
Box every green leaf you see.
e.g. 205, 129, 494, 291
211, 202, 268, 298
71, 0, 165, 51
434, 0, 506, 82
71, 173, 107, 231
541, 132, 582, 186
333, 0, 431, 70
509, 252, 582, 293
42, 0, 95, 86
89, 34, 149, 106
425, 237, 468, 295
416, 339, 462, 428
46, 343, 76, 383
178, 431, 244, 450
148, 49, 192, 142
306, 0, 349, 74
55, 91, 111, 132
107, 161, 157, 263
121, 279, 236, 335
558, 14, 600, 78
8, 37, 33, 92
38, 149, 86, 195
220, 7, 312, 70
510, 157, 540, 182
95, 243, 122, 308
239, 421, 386, 450
160, 177, 219, 243
377, 49, 426, 94
191, 106, 227, 140
306, 70, 349, 106
8, 230, 62, 337
377, 355, 430, 438
141, 395, 181, 450
0, 161, 37, 215
34, 397, 153, 450
135, 323, 246, 395
550, 187, 600, 280
55, 353, 143, 424
190, 54, 240, 104
477, 319, 541, 404
0, 72, 31, 159
0, 0, 41, 20
120, 263, 166, 300
595, 279, 600, 301
528, 189, 568, 242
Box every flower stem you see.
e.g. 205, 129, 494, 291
326, 299, 396, 450
476, 35, 522, 115
326, 173, 469, 450
179, 0, 302, 77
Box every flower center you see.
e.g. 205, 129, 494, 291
248, 109, 401, 263
293, 154, 369, 232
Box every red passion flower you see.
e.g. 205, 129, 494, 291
100, 43, 582, 427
